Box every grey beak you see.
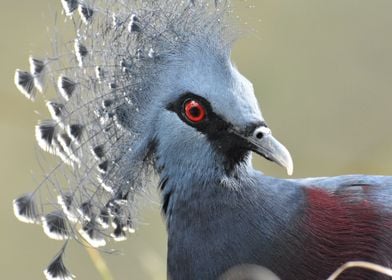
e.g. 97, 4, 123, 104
247, 127, 294, 175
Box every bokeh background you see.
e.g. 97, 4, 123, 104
1, 0, 391, 279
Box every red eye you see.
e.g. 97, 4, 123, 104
184, 100, 206, 123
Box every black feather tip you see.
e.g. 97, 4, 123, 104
29, 56, 45, 93
29, 57, 45, 76
42, 211, 70, 240
58, 133, 72, 150
61, 0, 78, 16
44, 247, 74, 280
78, 4, 94, 25
108, 82, 117, 89
128, 14, 140, 33
96, 207, 110, 229
91, 145, 105, 159
111, 222, 127, 242
35, 120, 57, 153
79, 221, 106, 248
14, 69, 35, 100
74, 39, 88, 67
97, 160, 109, 174
109, 201, 132, 241
102, 99, 113, 108
57, 194, 78, 223
67, 124, 83, 142
95, 66, 104, 82
53, 138, 76, 166
13, 193, 40, 224
57, 75, 76, 101
57, 133, 79, 164
77, 201, 93, 222
46, 101, 65, 122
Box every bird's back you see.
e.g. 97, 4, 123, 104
167, 174, 392, 279
290, 175, 392, 279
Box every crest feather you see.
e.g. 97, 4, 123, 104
44, 244, 74, 280
42, 211, 70, 240
14, 0, 233, 278
13, 193, 40, 224
14, 70, 35, 100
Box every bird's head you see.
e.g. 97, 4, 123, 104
148, 42, 293, 178
12, 2, 295, 277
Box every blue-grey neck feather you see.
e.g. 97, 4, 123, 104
164, 164, 304, 279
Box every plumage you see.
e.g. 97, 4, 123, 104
77, 201, 93, 222
29, 56, 45, 92
91, 144, 105, 159
96, 206, 110, 229
112, 13, 120, 28
57, 75, 76, 101
57, 133, 72, 153
12, 0, 391, 279
42, 211, 70, 240
61, 0, 78, 16
14, 69, 35, 100
35, 120, 57, 153
78, 4, 93, 25
44, 245, 74, 280
13, 193, 40, 224
74, 39, 88, 67
165, 174, 392, 279
66, 124, 83, 142
57, 194, 78, 223
102, 99, 113, 108
54, 137, 77, 166
111, 219, 128, 242
97, 175, 115, 193
95, 66, 104, 83
46, 101, 65, 122
127, 14, 140, 33
97, 160, 109, 174
79, 221, 106, 248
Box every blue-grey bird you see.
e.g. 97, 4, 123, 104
13, 0, 392, 279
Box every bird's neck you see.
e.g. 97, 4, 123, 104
154, 140, 254, 218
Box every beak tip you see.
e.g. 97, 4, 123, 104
285, 153, 294, 176
278, 145, 293, 176
286, 163, 294, 176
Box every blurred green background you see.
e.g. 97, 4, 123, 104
1, 0, 391, 279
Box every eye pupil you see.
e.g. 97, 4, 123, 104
189, 107, 201, 117
184, 100, 206, 123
